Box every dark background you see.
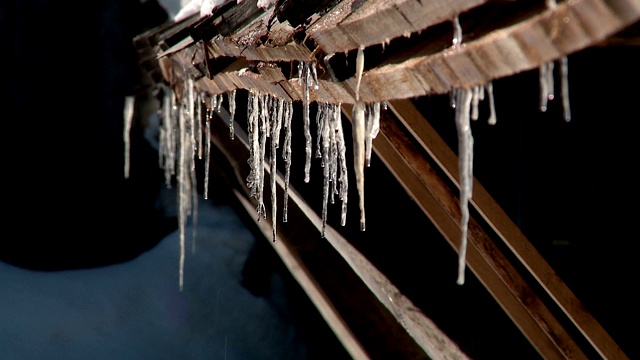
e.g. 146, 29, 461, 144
0, 0, 175, 269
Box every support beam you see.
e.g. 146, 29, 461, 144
387, 99, 628, 359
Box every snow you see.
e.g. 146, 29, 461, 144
0, 196, 311, 360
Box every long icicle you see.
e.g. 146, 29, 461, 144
270, 97, 284, 241
454, 88, 474, 285
301, 62, 312, 183
561, 56, 571, 121
123, 95, 135, 179
229, 89, 236, 139
352, 101, 366, 231
353, 45, 366, 231
177, 94, 191, 291
204, 97, 212, 200
282, 100, 293, 222
334, 103, 348, 226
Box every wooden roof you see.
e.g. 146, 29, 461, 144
132, 0, 640, 358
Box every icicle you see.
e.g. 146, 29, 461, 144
328, 104, 339, 205
204, 104, 212, 200
334, 103, 348, 226
315, 103, 325, 160
282, 100, 293, 222
324, 54, 338, 81
352, 101, 366, 231
177, 101, 190, 291
365, 102, 380, 167
310, 61, 319, 90
355, 46, 365, 101
195, 93, 204, 160
257, 93, 268, 221
486, 82, 497, 125
229, 89, 236, 139
302, 62, 313, 183
246, 91, 260, 201
560, 56, 571, 122
320, 102, 331, 237
539, 61, 554, 112
453, 88, 474, 286
452, 16, 462, 51
349, 45, 368, 231
123, 95, 135, 179
158, 92, 171, 169
161, 89, 178, 187
471, 86, 481, 121
216, 93, 223, 114
270, 98, 284, 241
188, 78, 196, 171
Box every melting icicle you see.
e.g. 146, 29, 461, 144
159, 88, 174, 185
315, 103, 325, 160
216, 93, 223, 114
452, 16, 462, 51
334, 103, 348, 226
560, 56, 571, 121
365, 102, 380, 167
352, 101, 366, 231
539, 61, 554, 112
323, 54, 338, 81
310, 61, 319, 90
355, 46, 365, 101
327, 104, 338, 205
195, 93, 204, 160
257, 93, 268, 221
163, 89, 178, 187
123, 95, 135, 179
471, 86, 481, 121
486, 82, 497, 125
353, 46, 367, 231
270, 97, 284, 242
320, 102, 331, 237
229, 89, 236, 139
204, 102, 212, 200
246, 91, 261, 212
282, 100, 293, 222
177, 99, 191, 291
301, 62, 313, 183
453, 88, 474, 286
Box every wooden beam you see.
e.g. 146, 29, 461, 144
343, 103, 588, 359
204, 104, 467, 359
308, 0, 488, 54
387, 99, 629, 359
342, 0, 640, 102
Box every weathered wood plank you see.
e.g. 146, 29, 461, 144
308, 0, 488, 54
349, 0, 640, 101
387, 99, 630, 359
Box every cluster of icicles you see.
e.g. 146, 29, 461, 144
123, 14, 571, 289
147, 61, 382, 289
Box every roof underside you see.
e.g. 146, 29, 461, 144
132, 0, 640, 358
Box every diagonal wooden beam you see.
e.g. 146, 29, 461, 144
343, 103, 588, 359
205, 105, 467, 359
387, 99, 628, 359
